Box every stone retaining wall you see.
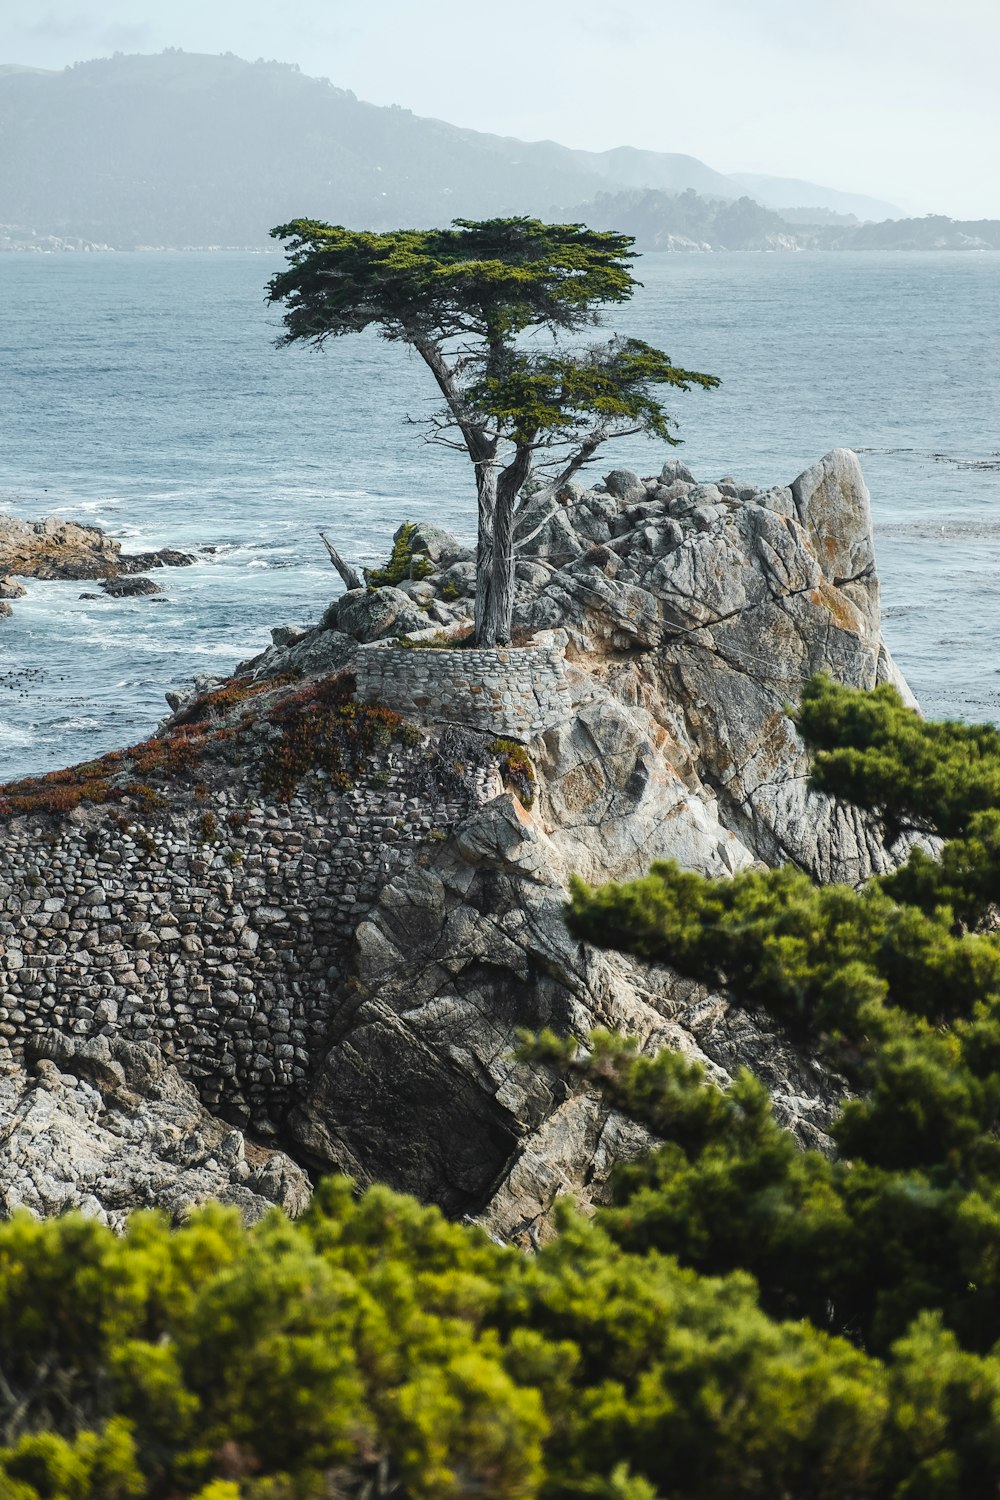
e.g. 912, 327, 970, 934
354, 643, 575, 739
0, 734, 500, 1131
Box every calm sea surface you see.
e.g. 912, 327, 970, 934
0, 249, 998, 779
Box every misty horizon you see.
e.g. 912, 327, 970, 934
1, 0, 998, 219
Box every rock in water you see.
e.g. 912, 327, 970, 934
0, 514, 123, 580
118, 547, 195, 572
101, 575, 164, 598
0, 514, 193, 618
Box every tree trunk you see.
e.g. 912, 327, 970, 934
474, 460, 499, 643
479, 490, 516, 646
477, 445, 533, 647
410, 336, 503, 643
410, 335, 534, 648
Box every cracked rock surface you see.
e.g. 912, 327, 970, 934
0, 1032, 310, 1228
513, 447, 916, 884
0, 448, 915, 1237
290, 794, 844, 1243
288, 448, 911, 1238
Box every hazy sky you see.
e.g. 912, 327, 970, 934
4, 0, 1000, 217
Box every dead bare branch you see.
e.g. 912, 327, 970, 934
318, 532, 363, 592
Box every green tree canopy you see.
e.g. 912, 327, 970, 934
267, 217, 717, 644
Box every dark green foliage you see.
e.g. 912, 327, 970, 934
268, 217, 717, 645
566, 859, 1000, 1043
796, 675, 1000, 841
10, 1171, 1000, 1499
554, 675, 1000, 1453
525, 1031, 1000, 1357
267, 218, 642, 347
2, 1180, 991, 1500
462, 335, 718, 450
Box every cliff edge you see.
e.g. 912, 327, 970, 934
0, 449, 914, 1233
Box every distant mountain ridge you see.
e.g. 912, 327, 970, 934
728, 173, 903, 222
577, 189, 1000, 254
0, 49, 910, 249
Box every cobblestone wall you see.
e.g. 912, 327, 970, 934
0, 735, 500, 1131
354, 643, 576, 739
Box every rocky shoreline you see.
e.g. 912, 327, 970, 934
0, 512, 194, 616
0, 448, 915, 1233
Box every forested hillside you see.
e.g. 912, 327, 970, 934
0, 49, 951, 252
0, 51, 737, 248
579, 188, 1000, 252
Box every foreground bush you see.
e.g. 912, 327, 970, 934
0, 1177, 991, 1500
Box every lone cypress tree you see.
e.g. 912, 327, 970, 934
267, 216, 718, 645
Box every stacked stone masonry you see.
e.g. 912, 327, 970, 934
354, 644, 577, 740
0, 739, 501, 1132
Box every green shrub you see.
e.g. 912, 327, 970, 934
364, 523, 434, 590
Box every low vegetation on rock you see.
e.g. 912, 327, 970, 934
0, 672, 415, 819
363, 523, 435, 591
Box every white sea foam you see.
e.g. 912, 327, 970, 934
0, 722, 36, 747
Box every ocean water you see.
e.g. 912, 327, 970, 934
0, 249, 998, 780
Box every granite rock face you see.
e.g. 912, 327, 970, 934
290, 792, 841, 1242
510, 448, 911, 884
0, 449, 913, 1236
335, 585, 434, 643
285, 448, 910, 1234
1, 1032, 310, 1229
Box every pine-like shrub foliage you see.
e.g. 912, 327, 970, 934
363, 523, 434, 590
556, 676, 1000, 1489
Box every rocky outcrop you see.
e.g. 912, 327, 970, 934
336, 586, 433, 643
290, 791, 840, 1243
276, 446, 912, 1232
292, 447, 910, 884
0, 513, 193, 616
0, 1032, 310, 1228
0, 515, 124, 580
0, 449, 913, 1234
101, 574, 164, 598
500, 448, 910, 883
